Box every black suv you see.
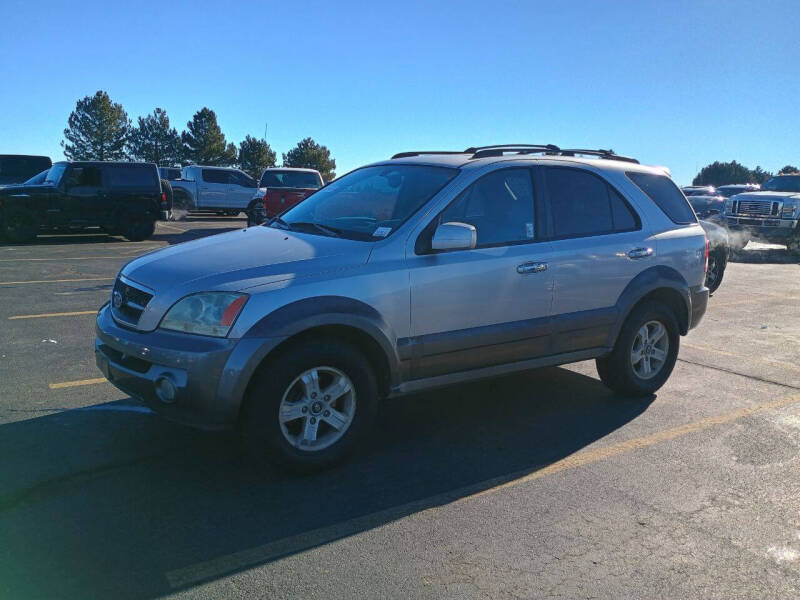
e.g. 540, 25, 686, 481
0, 161, 164, 242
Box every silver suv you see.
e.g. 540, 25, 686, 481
95, 145, 709, 470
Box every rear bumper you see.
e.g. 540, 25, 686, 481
688, 285, 708, 330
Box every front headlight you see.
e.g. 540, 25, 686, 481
160, 292, 248, 337
724, 199, 734, 214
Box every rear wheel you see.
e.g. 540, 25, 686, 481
596, 301, 680, 397
122, 218, 156, 241
705, 248, 727, 293
242, 339, 379, 472
2, 210, 39, 243
787, 235, 800, 255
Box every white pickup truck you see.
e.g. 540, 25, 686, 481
169, 165, 258, 216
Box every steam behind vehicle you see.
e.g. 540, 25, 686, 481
0, 155, 52, 187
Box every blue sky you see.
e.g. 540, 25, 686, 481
1, 0, 798, 184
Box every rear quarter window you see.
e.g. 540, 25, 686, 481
627, 172, 697, 224
106, 164, 159, 189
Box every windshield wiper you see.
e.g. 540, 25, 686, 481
268, 216, 291, 230
286, 221, 341, 238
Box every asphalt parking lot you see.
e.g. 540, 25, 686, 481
1, 220, 799, 599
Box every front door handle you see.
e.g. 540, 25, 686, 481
517, 262, 547, 274
627, 247, 654, 259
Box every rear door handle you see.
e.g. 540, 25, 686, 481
517, 262, 547, 274
627, 247, 654, 259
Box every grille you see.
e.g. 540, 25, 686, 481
112, 278, 153, 325
737, 200, 775, 216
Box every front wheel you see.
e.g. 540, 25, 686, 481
242, 339, 379, 472
596, 301, 680, 397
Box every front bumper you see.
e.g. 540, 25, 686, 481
95, 304, 284, 430
725, 216, 798, 240
689, 285, 708, 330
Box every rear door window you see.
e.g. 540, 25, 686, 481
627, 172, 696, 224
202, 169, 231, 184
67, 166, 104, 188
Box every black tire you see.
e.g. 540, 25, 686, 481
596, 301, 680, 397
705, 248, 727, 294
242, 338, 379, 472
122, 218, 156, 241
787, 235, 800, 256
2, 210, 39, 243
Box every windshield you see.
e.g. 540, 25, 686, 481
259, 170, 323, 189
24, 169, 49, 184
274, 164, 458, 240
44, 163, 68, 185
761, 176, 800, 193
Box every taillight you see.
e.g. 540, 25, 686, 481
704, 236, 709, 273
161, 192, 167, 207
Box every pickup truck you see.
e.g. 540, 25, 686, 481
246, 167, 324, 225
723, 174, 800, 253
169, 165, 258, 216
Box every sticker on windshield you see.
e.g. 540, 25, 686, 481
373, 227, 392, 238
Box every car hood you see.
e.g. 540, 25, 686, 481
734, 191, 800, 202
123, 225, 371, 293
120, 226, 373, 331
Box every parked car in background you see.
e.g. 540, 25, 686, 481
246, 167, 324, 226
699, 219, 729, 293
722, 174, 800, 253
717, 183, 760, 198
0, 161, 164, 242
682, 185, 716, 196
169, 165, 257, 216
0, 155, 52, 187
687, 194, 725, 221
95, 144, 708, 471
158, 167, 182, 181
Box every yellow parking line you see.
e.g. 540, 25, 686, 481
48, 377, 108, 390
165, 391, 800, 589
9, 310, 97, 320
0, 256, 125, 262
0, 277, 113, 286
683, 342, 800, 373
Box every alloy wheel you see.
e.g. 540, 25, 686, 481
630, 320, 669, 380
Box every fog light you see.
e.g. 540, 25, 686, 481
155, 375, 177, 403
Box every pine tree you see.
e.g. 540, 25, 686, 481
127, 108, 182, 165
62, 91, 130, 161
283, 137, 336, 181
238, 135, 277, 178
181, 108, 237, 165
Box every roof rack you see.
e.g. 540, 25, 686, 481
390, 151, 466, 159
389, 145, 639, 164
558, 149, 639, 164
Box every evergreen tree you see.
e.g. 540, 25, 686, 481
62, 90, 130, 161
127, 108, 182, 165
283, 137, 336, 181
238, 135, 277, 178
181, 107, 237, 165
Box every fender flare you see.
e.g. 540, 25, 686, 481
610, 265, 692, 342
220, 296, 403, 414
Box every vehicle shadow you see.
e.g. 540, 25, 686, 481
0, 366, 653, 599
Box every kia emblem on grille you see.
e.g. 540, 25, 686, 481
112, 290, 123, 308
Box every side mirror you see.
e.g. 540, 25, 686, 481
431, 221, 477, 251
